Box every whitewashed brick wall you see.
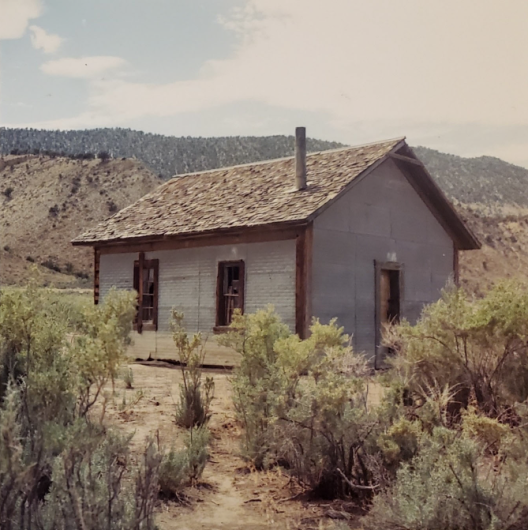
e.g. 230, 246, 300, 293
98, 239, 296, 333
99, 252, 136, 299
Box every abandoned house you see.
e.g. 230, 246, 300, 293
72, 128, 480, 366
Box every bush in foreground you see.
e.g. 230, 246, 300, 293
220, 308, 387, 498
0, 284, 160, 529
385, 281, 528, 418
171, 310, 214, 428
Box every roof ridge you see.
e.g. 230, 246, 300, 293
167, 136, 406, 181
72, 135, 413, 246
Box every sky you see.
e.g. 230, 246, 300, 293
2, 0, 528, 167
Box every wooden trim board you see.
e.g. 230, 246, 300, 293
91, 224, 305, 255
295, 223, 313, 339
94, 248, 100, 305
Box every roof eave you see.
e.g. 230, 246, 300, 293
71, 219, 309, 248
306, 139, 408, 224
390, 147, 481, 250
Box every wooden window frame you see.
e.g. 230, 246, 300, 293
133, 253, 159, 333
215, 260, 245, 332
374, 260, 404, 369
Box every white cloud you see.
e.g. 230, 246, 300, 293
38, 0, 528, 127
29, 25, 63, 53
15, 0, 528, 165
40, 56, 127, 79
0, 0, 42, 39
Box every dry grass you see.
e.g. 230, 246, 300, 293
102, 362, 358, 530
0, 154, 161, 286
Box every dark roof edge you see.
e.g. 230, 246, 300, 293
306, 140, 480, 251
306, 139, 408, 224
164, 136, 406, 180
72, 220, 308, 248
391, 145, 481, 250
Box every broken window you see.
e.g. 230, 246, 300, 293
133, 256, 159, 332
375, 261, 403, 368
216, 260, 245, 327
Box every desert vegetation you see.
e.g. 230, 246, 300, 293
3, 280, 528, 529
217, 282, 528, 529
0, 127, 343, 179
0, 284, 209, 529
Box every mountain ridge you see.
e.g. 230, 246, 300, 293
0, 127, 344, 179
1, 128, 528, 291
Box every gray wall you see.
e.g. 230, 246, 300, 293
311, 158, 454, 357
100, 252, 136, 298
99, 239, 296, 333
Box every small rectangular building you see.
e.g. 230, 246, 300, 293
73, 129, 479, 366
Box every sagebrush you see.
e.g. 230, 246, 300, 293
0, 284, 159, 529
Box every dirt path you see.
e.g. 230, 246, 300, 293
104, 363, 343, 530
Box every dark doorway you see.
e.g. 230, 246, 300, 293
380, 268, 401, 328
375, 261, 403, 368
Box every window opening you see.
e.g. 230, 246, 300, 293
216, 261, 245, 327
133, 257, 159, 332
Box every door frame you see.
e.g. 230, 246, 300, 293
374, 260, 404, 369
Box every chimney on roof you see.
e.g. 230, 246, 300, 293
295, 126, 307, 191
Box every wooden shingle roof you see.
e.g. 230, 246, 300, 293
73, 138, 403, 244
72, 137, 480, 250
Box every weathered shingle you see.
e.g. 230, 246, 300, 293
73, 138, 403, 244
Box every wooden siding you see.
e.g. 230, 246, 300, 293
311, 158, 455, 360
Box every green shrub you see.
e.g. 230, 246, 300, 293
171, 311, 214, 428
124, 366, 134, 389
385, 281, 528, 417
218, 307, 291, 467
0, 283, 161, 529
158, 447, 189, 499
158, 426, 210, 498
220, 307, 385, 498
363, 422, 528, 530
185, 426, 211, 482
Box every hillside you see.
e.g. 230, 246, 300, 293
414, 146, 528, 211
0, 154, 161, 286
457, 207, 528, 293
1, 132, 528, 292
0, 128, 343, 179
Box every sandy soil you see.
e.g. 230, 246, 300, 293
102, 362, 360, 530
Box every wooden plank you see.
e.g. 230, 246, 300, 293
453, 243, 460, 286
87, 223, 306, 254
152, 259, 159, 331
215, 262, 223, 327
137, 251, 144, 334
295, 223, 313, 339
238, 260, 246, 316
389, 152, 424, 166
97, 226, 303, 255
303, 223, 313, 338
94, 248, 100, 305
295, 230, 306, 337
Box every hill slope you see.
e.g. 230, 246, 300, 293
414, 146, 528, 211
1, 132, 528, 292
0, 154, 161, 286
0, 128, 344, 179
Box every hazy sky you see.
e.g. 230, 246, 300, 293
2, 0, 528, 167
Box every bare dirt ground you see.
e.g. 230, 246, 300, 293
103, 362, 361, 530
